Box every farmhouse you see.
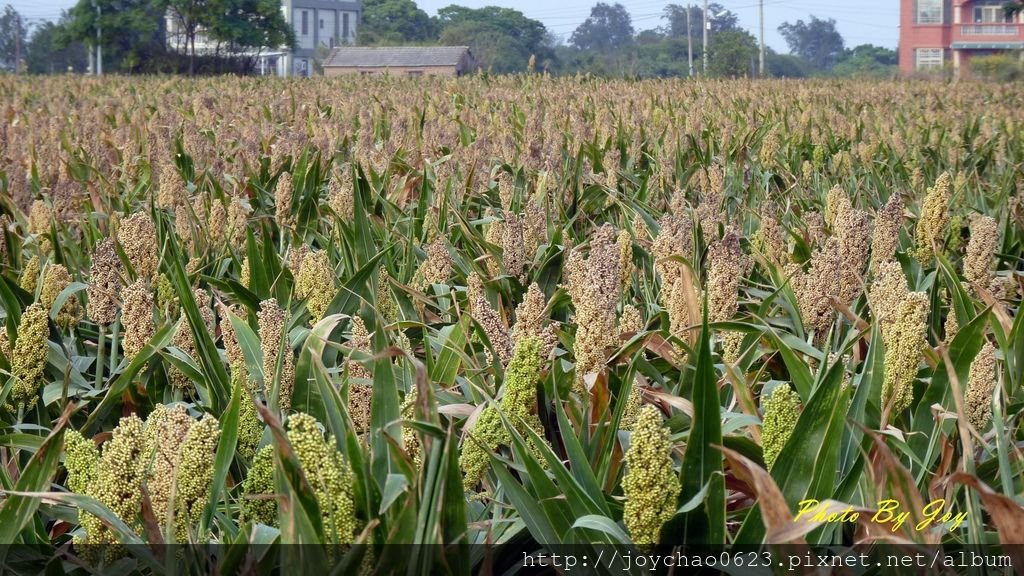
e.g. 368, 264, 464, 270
322, 46, 476, 77
900, 0, 1024, 76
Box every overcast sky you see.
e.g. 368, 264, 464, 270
13, 0, 899, 52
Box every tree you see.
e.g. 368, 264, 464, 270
166, 0, 219, 75
765, 49, 809, 78
707, 28, 756, 77
206, 0, 295, 57
26, 18, 88, 73
0, 4, 27, 71
778, 15, 844, 72
663, 3, 738, 38
435, 6, 552, 73
832, 44, 897, 77
569, 3, 634, 54
62, 0, 166, 73
360, 0, 434, 45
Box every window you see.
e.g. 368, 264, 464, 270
302, 11, 308, 35
343, 13, 350, 40
407, 70, 423, 77
974, 5, 1012, 23
320, 18, 324, 29
915, 48, 944, 70
917, 0, 942, 24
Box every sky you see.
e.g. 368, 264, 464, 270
11, 0, 899, 52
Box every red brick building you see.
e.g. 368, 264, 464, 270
900, 0, 1024, 75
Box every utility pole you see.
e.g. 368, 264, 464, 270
759, 0, 765, 76
93, 0, 102, 75
702, 0, 708, 75
14, 14, 20, 74
686, 4, 693, 77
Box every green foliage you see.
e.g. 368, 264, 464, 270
360, 0, 436, 44
778, 15, 845, 72
25, 19, 89, 74
707, 29, 758, 78
969, 53, 1024, 81
569, 2, 634, 54
435, 5, 553, 73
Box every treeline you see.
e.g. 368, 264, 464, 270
360, 0, 898, 78
1, 0, 292, 75
2, 0, 898, 77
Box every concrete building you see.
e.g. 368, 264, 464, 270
899, 0, 1024, 76
322, 46, 476, 77
165, 0, 361, 76
283, 0, 361, 77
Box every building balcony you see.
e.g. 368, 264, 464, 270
959, 24, 1019, 36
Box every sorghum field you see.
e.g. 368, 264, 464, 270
0, 75, 1022, 574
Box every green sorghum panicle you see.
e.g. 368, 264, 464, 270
41, 264, 81, 329
144, 404, 192, 536
64, 429, 100, 495
760, 384, 801, 470
258, 298, 294, 410
274, 171, 294, 229
287, 413, 356, 544
81, 415, 146, 549
174, 414, 220, 539
965, 342, 997, 432
622, 405, 680, 546
9, 303, 50, 411
241, 444, 277, 525
912, 172, 952, 264
460, 337, 546, 489
19, 255, 40, 295
295, 250, 335, 325
881, 292, 930, 417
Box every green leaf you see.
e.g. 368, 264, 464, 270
736, 355, 849, 544
0, 420, 66, 547
669, 305, 725, 544
572, 515, 630, 545
427, 315, 469, 388
199, 374, 241, 535
83, 324, 175, 434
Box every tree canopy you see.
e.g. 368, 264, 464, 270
778, 15, 845, 72
435, 5, 552, 73
360, 0, 435, 45
0, 4, 28, 71
569, 3, 634, 54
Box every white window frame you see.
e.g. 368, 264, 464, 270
917, 0, 943, 24
915, 48, 944, 70
974, 5, 1012, 23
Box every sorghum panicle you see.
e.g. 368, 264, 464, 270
87, 239, 122, 326
881, 292, 930, 417
622, 405, 680, 546
760, 384, 800, 469
965, 342, 997, 432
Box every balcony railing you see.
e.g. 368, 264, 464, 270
960, 24, 1019, 36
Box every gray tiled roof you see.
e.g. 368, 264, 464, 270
324, 46, 471, 68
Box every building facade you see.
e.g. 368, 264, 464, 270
900, 0, 1024, 76
165, 0, 361, 76
322, 46, 476, 77
282, 0, 361, 77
